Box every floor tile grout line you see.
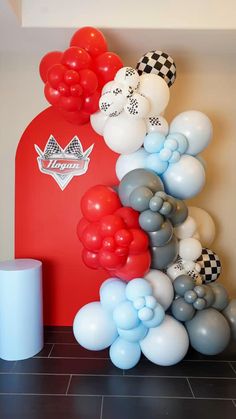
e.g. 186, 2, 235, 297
100, 396, 104, 419
229, 362, 236, 375
65, 374, 72, 395
47, 344, 55, 358
186, 377, 195, 398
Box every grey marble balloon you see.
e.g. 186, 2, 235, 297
186, 308, 231, 355
171, 297, 195, 322
169, 199, 188, 226
139, 210, 164, 232
210, 283, 229, 311
148, 219, 173, 247
222, 299, 236, 340
174, 275, 195, 297
118, 169, 164, 206
151, 235, 178, 270
129, 186, 154, 212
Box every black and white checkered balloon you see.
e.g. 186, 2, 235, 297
136, 51, 177, 87
197, 248, 221, 284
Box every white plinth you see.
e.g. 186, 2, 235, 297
0, 259, 43, 361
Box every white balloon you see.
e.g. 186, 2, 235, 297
115, 148, 148, 180
103, 111, 146, 154
179, 238, 202, 261
115, 67, 140, 90
188, 206, 216, 247
145, 269, 174, 310
140, 315, 189, 366
166, 260, 187, 281
102, 80, 116, 94
162, 155, 206, 199
124, 93, 150, 119
138, 74, 170, 116
174, 216, 197, 240
146, 115, 169, 135
169, 110, 213, 156
90, 111, 108, 135
73, 302, 118, 351
99, 91, 125, 117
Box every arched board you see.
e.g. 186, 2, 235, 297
15, 106, 118, 325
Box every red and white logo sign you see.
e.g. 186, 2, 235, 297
35, 135, 94, 190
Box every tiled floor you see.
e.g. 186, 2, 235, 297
0, 327, 235, 418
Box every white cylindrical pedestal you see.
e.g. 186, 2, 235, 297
0, 259, 43, 361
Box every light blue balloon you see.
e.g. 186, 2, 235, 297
167, 133, 188, 154
169, 150, 180, 163
145, 295, 157, 309
118, 323, 148, 342
142, 304, 165, 328
144, 132, 166, 153
100, 279, 126, 312
115, 148, 148, 181
113, 301, 139, 330
145, 153, 168, 175
133, 297, 146, 310
125, 278, 152, 302
109, 337, 141, 369
138, 307, 154, 322
162, 155, 205, 199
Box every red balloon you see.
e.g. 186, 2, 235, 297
114, 251, 151, 281
59, 95, 82, 112
47, 64, 67, 88
70, 84, 83, 97
70, 27, 108, 58
77, 218, 89, 240
81, 185, 121, 222
82, 222, 103, 251
64, 69, 80, 86
98, 249, 126, 270
79, 69, 98, 95
57, 82, 70, 96
82, 249, 100, 269
99, 215, 125, 237
39, 51, 63, 83
95, 52, 123, 85
61, 47, 92, 71
114, 207, 140, 229
60, 109, 90, 125
83, 89, 100, 114
115, 229, 133, 247
102, 236, 116, 251
44, 83, 61, 106
129, 229, 149, 255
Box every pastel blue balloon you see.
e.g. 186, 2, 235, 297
126, 278, 152, 302
113, 301, 139, 330
115, 148, 148, 181
138, 307, 154, 322
169, 150, 180, 163
109, 337, 141, 369
162, 155, 206, 199
118, 323, 148, 342
100, 279, 126, 312
167, 133, 188, 154
159, 148, 172, 162
142, 304, 165, 328
144, 132, 166, 153
164, 138, 178, 151
133, 297, 146, 310
146, 153, 168, 175
145, 295, 157, 309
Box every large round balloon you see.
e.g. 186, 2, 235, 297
145, 269, 174, 310
100, 279, 127, 311
188, 206, 216, 247
222, 299, 236, 340
210, 283, 229, 311
162, 155, 206, 200
185, 308, 230, 355
115, 148, 148, 181
90, 110, 108, 135
81, 185, 121, 222
73, 302, 118, 350
140, 315, 189, 366
197, 248, 221, 283
169, 110, 213, 156
150, 235, 178, 270
138, 74, 170, 116
136, 50, 177, 87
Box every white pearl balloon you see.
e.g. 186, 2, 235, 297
174, 216, 197, 240
115, 67, 140, 89
146, 115, 169, 135
145, 270, 174, 310
140, 315, 189, 366
169, 110, 213, 156
103, 111, 146, 154
115, 148, 148, 180
138, 74, 170, 116
179, 238, 202, 262
124, 93, 150, 119
188, 206, 216, 247
90, 111, 108, 135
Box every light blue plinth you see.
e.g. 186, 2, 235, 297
0, 259, 43, 361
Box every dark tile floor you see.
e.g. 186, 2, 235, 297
0, 327, 235, 419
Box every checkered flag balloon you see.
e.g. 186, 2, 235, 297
197, 248, 221, 284
136, 50, 177, 87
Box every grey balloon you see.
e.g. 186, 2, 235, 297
174, 275, 195, 297
139, 210, 164, 232
222, 299, 236, 340
186, 308, 231, 355
129, 186, 153, 212
210, 283, 229, 311
148, 220, 173, 246
171, 297, 195, 322
151, 235, 178, 270
169, 199, 188, 226
193, 298, 206, 310
118, 169, 164, 206
202, 285, 215, 308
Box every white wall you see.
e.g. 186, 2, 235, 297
0, 1, 236, 297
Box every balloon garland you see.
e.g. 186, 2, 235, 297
39, 26, 236, 369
